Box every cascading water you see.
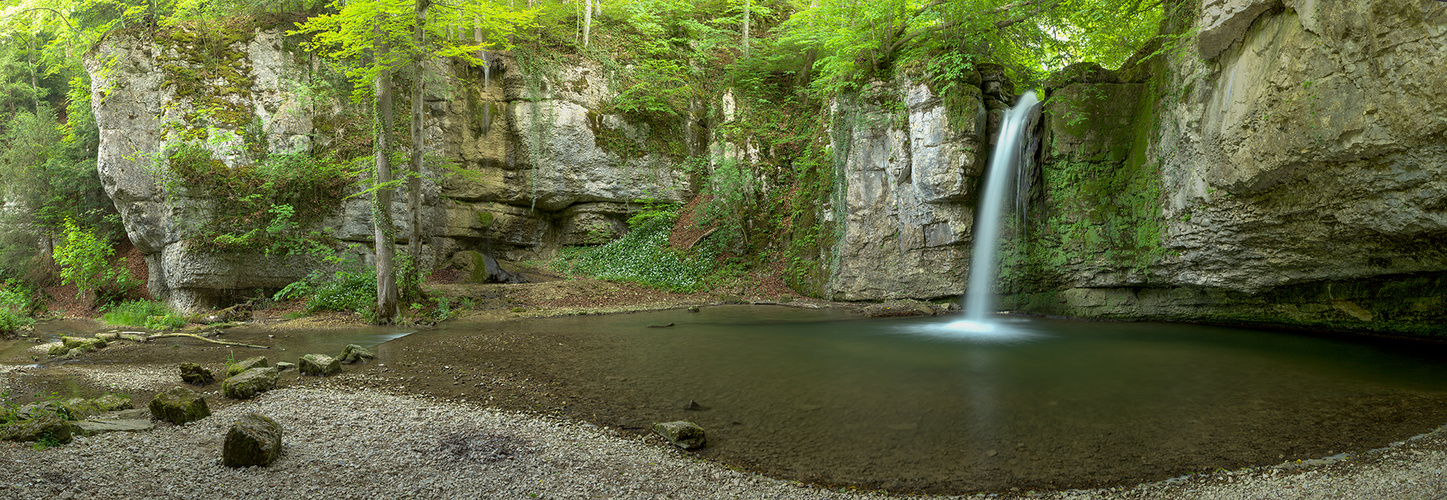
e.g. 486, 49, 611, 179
954, 91, 1041, 333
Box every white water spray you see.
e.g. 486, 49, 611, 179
960, 91, 1042, 327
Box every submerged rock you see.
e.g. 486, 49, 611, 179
651, 421, 706, 450
148, 387, 210, 425
337, 344, 375, 364
179, 363, 215, 385
299, 354, 341, 376
223, 366, 279, 399
226, 356, 269, 377
223, 413, 284, 467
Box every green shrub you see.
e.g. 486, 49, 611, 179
53, 219, 140, 304
554, 204, 718, 292
102, 300, 187, 331
274, 258, 377, 319
0, 281, 36, 334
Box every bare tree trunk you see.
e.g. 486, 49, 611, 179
583, 0, 592, 48
405, 0, 431, 301
742, 0, 750, 57
373, 19, 399, 325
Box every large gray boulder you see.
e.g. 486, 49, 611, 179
148, 387, 211, 425
222, 413, 284, 467
651, 421, 706, 450
222, 366, 279, 399
298, 354, 341, 376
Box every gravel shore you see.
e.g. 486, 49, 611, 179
3, 370, 1446, 500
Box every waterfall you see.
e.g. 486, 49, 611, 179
962, 91, 1041, 324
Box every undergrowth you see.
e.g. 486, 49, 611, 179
554, 203, 719, 292
0, 280, 37, 335
101, 300, 187, 331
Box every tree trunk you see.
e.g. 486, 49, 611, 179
583, 0, 592, 48
373, 19, 399, 325
404, 0, 431, 301
742, 0, 750, 57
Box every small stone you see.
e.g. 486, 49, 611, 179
275, 362, 296, 372
337, 344, 376, 364
222, 366, 280, 399
299, 354, 341, 376
222, 413, 284, 467
148, 387, 211, 425
226, 356, 270, 377
652, 421, 706, 450
179, 363, 215, 385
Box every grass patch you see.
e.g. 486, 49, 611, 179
101, 300, 187, 331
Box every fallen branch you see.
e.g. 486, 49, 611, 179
140, 333, 269, 349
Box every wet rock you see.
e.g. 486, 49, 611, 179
73, 419, 154, 437
0, 412, 72, 444
93, 394, 133, 412
222, 413, 284, 467
337, 344, 375, 364
299, 354, 341, 376
148, 387, 211, 425
226, 356, 269, 377
651, 421, 706, 450
179, 363, 215, 385
223, 366, 279, 399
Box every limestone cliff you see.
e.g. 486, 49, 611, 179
89, 28, 689, 313
828, 0, 1447, 334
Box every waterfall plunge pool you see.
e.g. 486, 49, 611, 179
378, 305, 1447, 493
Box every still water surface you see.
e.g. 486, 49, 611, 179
450, 306, 1447, 492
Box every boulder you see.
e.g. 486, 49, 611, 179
337, 344, 375, 364
179, 363, 215, 385
222, 366, 279, 399
16, 401, 68, 420
0, 412, 73, 445
222, 413, 284, 467
298, 354, 340, 376
73, 419, 154, 437
61, 398, 103, 420
226, 356, 269, 377
93, 394, 133, 412
275, 361, 295, 372
651, 421, 706, 450
148, 387, 211, 425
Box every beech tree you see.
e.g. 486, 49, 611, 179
294, 0, 529, 323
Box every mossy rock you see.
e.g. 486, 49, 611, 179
0, 412, 72, 445
298, 354, 340, 376
337, 344, 375, 364
61, 398, 103, 420
47, 343, 69, 356
148, 387, 211, 425
652, 421, 706, 450
226, 356, 269, 377
222, 367, 279, 400
180, 362, 215, 385
223, 413, 284, 467
93, 394, 133, 412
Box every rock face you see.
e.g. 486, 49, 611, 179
222, 413, 284, 467
222, 366, 279, 399
651, 421, 706, 450
993, 0, 1447, 333
88, 31, 691, 313
148, 387, 211, 425
298, 354, 341, 376
825, 73, 991, 300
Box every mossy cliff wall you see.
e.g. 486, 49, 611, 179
89, 28, 689, 313
999, 0, 1447, 335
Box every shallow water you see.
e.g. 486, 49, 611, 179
423, 306, 1447, 492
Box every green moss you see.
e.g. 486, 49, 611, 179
155, 18, 260, 140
